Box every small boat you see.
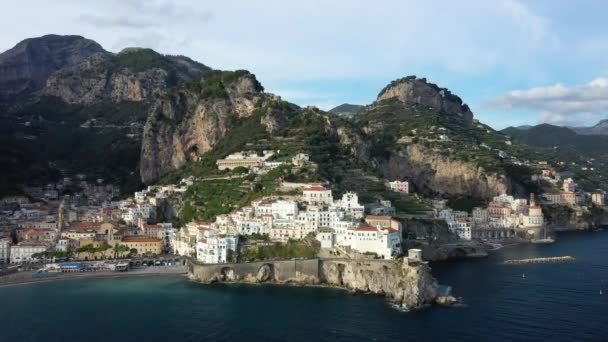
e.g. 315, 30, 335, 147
522, 273, 526, 279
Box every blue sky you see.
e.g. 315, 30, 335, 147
2, 0, 608, 129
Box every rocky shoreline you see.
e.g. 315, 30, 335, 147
187, 258, 452, 311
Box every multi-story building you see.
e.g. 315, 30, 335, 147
0, 238, 10, 264
10, 242, 48, 263
387, 180, 409, 193
334, 192, 365, 219
121, 237, 162, 256
364, 215, 402, 231
195, 229, 238, 264
448, 220, 472, 240
342, 225, 401, 259
302, 184, 333, 205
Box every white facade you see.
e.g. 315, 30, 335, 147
0, 238, 10, 264
195, 229, 238, 264
387, 180, 409, 193
10, 243, 48, 263
55, 238, 69, 252
333, 192, 364, 219
302, 184, 333, 205
272, 200, 298, 219
448, 220, 472, 240
317, 225, 401, 259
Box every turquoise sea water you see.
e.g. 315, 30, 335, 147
1, 231, 607, 341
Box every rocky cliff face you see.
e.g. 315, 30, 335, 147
383, 144, 508, 198
188, 258, 439, 310
377, 76, 473, 122
140, 71, 265, 183
544, 205, 608, 230
43, 48, 209, 105
321, 260, 438, 310
0, 34, 105, 101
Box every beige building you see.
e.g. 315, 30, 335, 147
122, 237, 162, 256
364, 215, 402, 231
592, 192, 605, 206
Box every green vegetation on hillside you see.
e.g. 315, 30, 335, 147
239, 237, 320, 261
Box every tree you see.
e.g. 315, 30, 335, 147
227, 249, 236, 263
129, 248, 138, 257
113, 244, 130, 259
97, 243, 112, 259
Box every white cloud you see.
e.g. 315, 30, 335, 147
483, 78, 608, 125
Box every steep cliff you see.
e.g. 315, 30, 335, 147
356, 77, 513, 199
321, 260, 438, 310
384, 144, 509, 198
44, 48, 210, 105
140, 70, 265, 183
188, 258, 439, 310
0, 34, 105, 101
377, 76, 473, 122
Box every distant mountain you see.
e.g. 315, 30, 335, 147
0, 34, 106, 102
0, 34, 211, 194
329, 103, 364, 118
501, 124, 608, 154
570, 119, 608, 135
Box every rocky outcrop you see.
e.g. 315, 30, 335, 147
139, 71, 264, 183
0, 34, 105, 101
544, 205, 608, 230
383, 144, 508, 199
188, 258, 439, 311
377, 76, 473, 122
320, 260, 437, 310
43, 48, 209, 105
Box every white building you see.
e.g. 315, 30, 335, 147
10, 242, 48, 264
333, 192, 365, 219
563, 178, 576, 193
0, 238, 10, 264
236, 219, 270, 236
448, 220, 472, 240
342, 226, 401, 259
195, 229, 238, 264
302, 184, 333, 205
272, 200, 298, 219
387, 180, 409, 193
55, 238, 70, 252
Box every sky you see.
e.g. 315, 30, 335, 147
2, 0, 608, 129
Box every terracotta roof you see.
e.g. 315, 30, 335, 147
530, 205, 541, 209
304, 184, 327, 191
318, 227, 334, 232
122, 237, 161, 243
69, 221, 102, 230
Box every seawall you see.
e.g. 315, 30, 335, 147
187, 258, 439, 310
